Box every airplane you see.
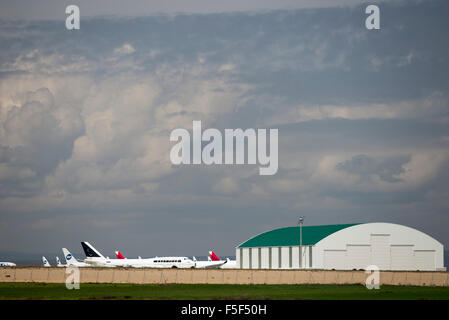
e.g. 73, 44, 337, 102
81, 242, 116, 267
42, 256, 51, 267
191, 253, 228, 269
81, 242, 195, 268
112, 248, 196, 268
0, 262, 16, 267
209, 251, 220, 261
56, 256, 65, 267
116, 251, 146, 261
209, 250, 237, 269
115, 249, 226, 269
118, 249, 229, 270
62, 248, 90, 267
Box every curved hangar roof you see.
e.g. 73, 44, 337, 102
237, 224, 359, 248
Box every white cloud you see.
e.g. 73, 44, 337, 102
114, 43, 136, 55
0, 50, 92, 74
0, 51, 255, 210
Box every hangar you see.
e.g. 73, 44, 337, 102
236, 222, 445, 271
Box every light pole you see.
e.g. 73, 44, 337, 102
298, 216, 304, 268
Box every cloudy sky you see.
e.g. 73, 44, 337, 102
0, 0, 448, 259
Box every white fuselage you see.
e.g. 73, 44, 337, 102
62, 249, 90, 267
84, 256, 196, 268
220, 260, 237, 269
0, 262, 16, 267
65, 259, 90, 268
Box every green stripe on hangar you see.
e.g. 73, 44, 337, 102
237, 224, 360, 248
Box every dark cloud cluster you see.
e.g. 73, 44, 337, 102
336, 154, 411, 183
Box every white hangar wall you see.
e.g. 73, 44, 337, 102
237, 246, 312, 270
314, 223, 444, 271
236, 223, 445, 271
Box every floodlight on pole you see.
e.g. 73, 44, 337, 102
298, 216, 304, 268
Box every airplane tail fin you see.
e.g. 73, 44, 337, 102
192, 256, 197, 262
115, 250, 125, 259
56, 256, 63, 266
209, 250, 221, 261
62, 248, 79, 265
81, 241, 105, 258
42, 256, 51, 267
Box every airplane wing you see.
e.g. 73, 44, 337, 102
198, 260, 227, 269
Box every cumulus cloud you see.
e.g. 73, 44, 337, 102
114, 43, 136, 55
0, 50, 92, 74
0, 87, 84, 197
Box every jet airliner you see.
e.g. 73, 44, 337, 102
0, 262, 16, 267
209, 250, 237, 269
82, 242, 195, 268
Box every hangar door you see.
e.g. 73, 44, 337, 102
414, 250, 435, 271
324, 250, 346, 270
371, 234, 390, 270
390, 245, 414, 270
241, 248, 250, 269
346, 245, 371, 270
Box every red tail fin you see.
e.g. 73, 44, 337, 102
115, 250, 125, 259
209, 250, 220, 261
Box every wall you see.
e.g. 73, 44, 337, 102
1, 267, 448, 286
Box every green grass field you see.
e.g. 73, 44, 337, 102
0, 283, 448, 300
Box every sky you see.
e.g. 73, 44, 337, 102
0, 0, 448, 259
0, 0, 383, 20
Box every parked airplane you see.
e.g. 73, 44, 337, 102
115, 251, 125, 259
81, 242, 116, 267
209, 251, 220, 261
42, 256, 51, 267
192, 254, 228, 269
62, 248, 90, 267
83, 242, 195, 268
56, 256, 65, 267
119, 249, 228, 268
0, 262, 16, 267
209, 250, 237, 269
116, 251, 146, 261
